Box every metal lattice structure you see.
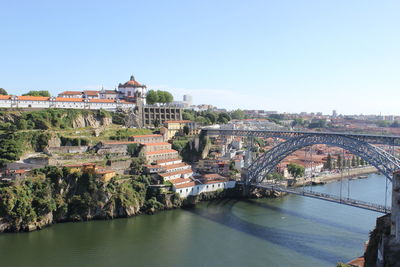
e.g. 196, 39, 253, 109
202, 128, 400, 184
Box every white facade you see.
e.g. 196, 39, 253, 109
0, 96, 135, 111
174, 181, 236, 198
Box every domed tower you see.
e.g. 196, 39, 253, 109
118, 75, 147, 104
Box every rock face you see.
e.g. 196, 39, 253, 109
72, 113, 112, 128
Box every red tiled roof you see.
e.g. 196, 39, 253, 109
55, 97, 85, 102
174, 181, 197, 189
84, 90, 100, 96
101, 90, 118, 94
169, 178, 193, 184
90, 99, 115, 103
0, 95, 11, 100
120, 80, 144, 87
145, 149, 178, 155
143, 142, 171, 146
18, 96, 50, 101
163, 162, 188, 170
159, 169, 193, 177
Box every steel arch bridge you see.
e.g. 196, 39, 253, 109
202, 129, 400, 184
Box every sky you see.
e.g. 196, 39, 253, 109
0, 0, 399, 115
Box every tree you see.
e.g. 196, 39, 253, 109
183, 125, 190, 135
230, 109, 246, 120
287, 163, 305, 179
182, 111, 195, 121
217, 112, 231, 124
205, 112, 217, 124
325, 154, 333, 170
351, 156, 356, 167
130, 157, 145, 175
22, 90, 50, 97
156, 90, 166, 104
337, 154, 342, 169
163, 91, 173, 103
146, 90, 159, 105
0, 88, 7, 95
127, 143, 140, 157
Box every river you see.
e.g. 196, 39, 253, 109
0, 173, 391, 267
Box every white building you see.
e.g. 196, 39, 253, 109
118, 75, 147, 103
0, 95, 135, 110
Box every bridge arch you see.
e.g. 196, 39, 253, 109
247, 134, 400, 184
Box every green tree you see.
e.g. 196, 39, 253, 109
205, 112, 217, 124
156, 90, 166, 103
217, 112, 231, 124
127, 143, 140, 157
351, 156, 356, 167
182, 111, 195, 121
287, 163, 305, 179
0, 88, 7, 95
146, 90, 159, 104
230, 109, 246, 120
163, 91, 173, 103
22, 90, 50, 97
130, 157, 145, 175
325, 154, 333, 170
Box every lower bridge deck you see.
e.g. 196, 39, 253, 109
254, 183, 391, 214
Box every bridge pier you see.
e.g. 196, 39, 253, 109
391, 171, 400, 244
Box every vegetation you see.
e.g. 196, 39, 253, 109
146, 90, 173, 104
0, 131, 51, 167
287, 163, 305, 178
0, 88, 7, 95
0, 109, 110, 131
109, 128, 152, 140
0, 166, 183, 231
60, 136, 89, 146
22, 90, 51, 97
182, 110, 232, 125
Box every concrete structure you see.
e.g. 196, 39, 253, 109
392, 171, 400, 243
142, 106, 183, 127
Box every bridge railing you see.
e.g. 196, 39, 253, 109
257, 183, 391, 213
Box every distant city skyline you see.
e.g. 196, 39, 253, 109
1, 1, 399, 115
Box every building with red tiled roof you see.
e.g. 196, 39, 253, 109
118, 75, 147, 101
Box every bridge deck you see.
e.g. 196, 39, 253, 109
255, 183, 391, 214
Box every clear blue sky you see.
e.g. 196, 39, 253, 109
1, 0, 399, 115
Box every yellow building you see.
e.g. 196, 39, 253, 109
162, 120, 197, 140
95, 169, 116, 182
65, 163, 96, 173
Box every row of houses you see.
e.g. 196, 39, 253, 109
0, 95, 135, 110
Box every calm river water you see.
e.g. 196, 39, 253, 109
0, 173, 391, 267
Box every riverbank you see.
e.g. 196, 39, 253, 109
294, 166, 378, 187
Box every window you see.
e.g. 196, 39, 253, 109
206, 185, 209, 189
186, 189, 188, 192
180, 190, 182, 193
